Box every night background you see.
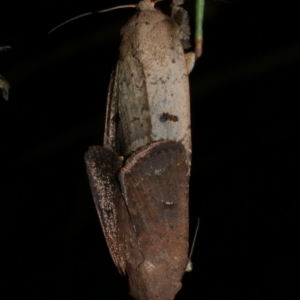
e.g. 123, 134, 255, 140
1, 0, 299, 299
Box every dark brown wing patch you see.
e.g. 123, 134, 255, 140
119, 140, 189, 299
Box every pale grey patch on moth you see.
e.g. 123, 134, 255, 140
172, 1, 191, 49
164, 201, 174, 205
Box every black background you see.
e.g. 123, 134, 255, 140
1, 0, 299, 299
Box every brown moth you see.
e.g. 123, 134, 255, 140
85, 1, 195, 299
104, 0, 195, 167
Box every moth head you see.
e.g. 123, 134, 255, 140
138, 0, 165, 11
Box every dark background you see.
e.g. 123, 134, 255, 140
1, 0, 299, 299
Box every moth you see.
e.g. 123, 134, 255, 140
85, 1, 195, 299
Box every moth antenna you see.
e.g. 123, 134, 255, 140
49, 5, 136, 34
186, 217, 200, 272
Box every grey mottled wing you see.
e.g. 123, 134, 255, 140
172, 0, 191, 49
84, 146, 143, 274
103, 58, 152, 156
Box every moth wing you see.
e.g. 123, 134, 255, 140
103, 49, 152, 156
119, 140, 189, 269
85, 146, 143, 274
103, 67, 118, 152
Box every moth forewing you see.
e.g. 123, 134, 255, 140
103, 1, 193, 168
119, 141, 189, 300
85, 146, 144, 275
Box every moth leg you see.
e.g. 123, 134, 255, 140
185, 217, 200, 272
185, 52, 196, 74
